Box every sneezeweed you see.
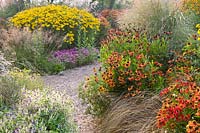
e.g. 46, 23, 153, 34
100, 30, 168, 95
79, 67, 111, 116
157, 39, 200, 132
10, 4, 100, 46
181, 0, 200, 14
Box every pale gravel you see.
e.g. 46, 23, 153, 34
43, 63, 100, 133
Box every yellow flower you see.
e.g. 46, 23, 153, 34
10, 4, 100, 45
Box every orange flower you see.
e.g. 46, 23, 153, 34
123, 61, 131, 68
99, 86, 106, 92
128, 76, 134, 81
128, 86, 133, 91
136, 53, 144, 60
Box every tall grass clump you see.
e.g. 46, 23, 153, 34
0, 28, 65, 74
118, 0, 195, 50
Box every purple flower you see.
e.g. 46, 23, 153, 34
52, 47, 99, 64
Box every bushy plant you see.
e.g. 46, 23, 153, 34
100, 30, 166, 95
79, 68, 111, 116
118, 0, 195, 50
80, 30, 169, 116
0, 3, 19, 18
0, 88, 77, 132
0, 68, 45, 108
157, 39, 200, 132
0, 67, 77, 132
10, 4, 100, 47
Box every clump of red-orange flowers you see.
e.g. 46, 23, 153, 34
157, 38, 200, 132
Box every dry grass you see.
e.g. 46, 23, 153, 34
118, 0, 178, 33
99, 92, 165, 133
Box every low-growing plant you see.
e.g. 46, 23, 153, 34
0, 68, 46, 108
53, 47, 99, 68
0, 88, 77, 132
79, 70, 111, 116
9, 68, 44, 90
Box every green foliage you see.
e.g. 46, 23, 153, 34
80, 30, 170, 116
0, 3, 19, 18
79, 74, 111, 116
0, 76, 21, 108
0, 88, 77, 132
0, 68, 77, 132
0, 28, 65, 74
0, 68, 45, 108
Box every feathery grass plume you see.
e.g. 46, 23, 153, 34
118, 0, 195, 50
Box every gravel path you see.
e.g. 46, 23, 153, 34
43, 63, 100, 133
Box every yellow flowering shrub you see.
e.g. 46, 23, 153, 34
181, 0, 200, 14
10, 4, 100, 45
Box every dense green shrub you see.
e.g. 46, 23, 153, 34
0, 68, 44, 108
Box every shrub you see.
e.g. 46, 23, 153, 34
80, 30, 168, 116
0, 88, 77, 132
118, 0, 195, 50
0, 68, 45, 108
157, 39, 200, 132
10, 4, 100, 47
0, 3, 19, 18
